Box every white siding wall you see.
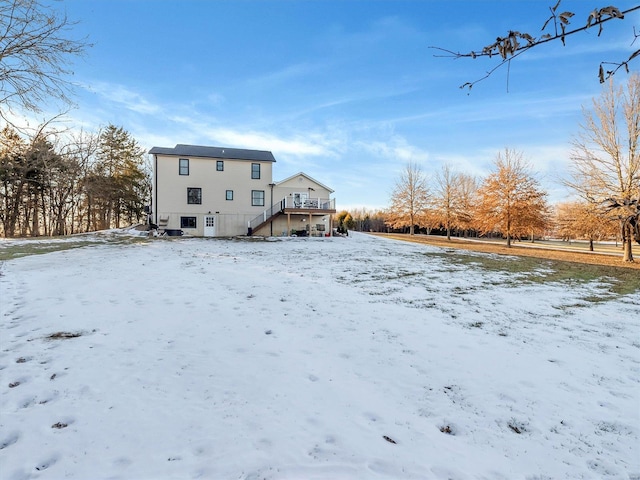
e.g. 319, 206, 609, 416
153, 154, 274, 236
273, 174, 332, 204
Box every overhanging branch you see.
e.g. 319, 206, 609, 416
431, 2, 640, 90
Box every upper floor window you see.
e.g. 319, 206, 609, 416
187, 187, 202, 204
251, 190, 265, 206
226, 190, 233, 201
216, 160, 224, 171
179, 158, 189, 175
251, 163, 260, 179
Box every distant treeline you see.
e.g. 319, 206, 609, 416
0, 124, 150, 238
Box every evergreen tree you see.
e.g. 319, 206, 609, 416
87, 125, 148, 229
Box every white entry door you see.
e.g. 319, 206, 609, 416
204, 215, 216, 237
293, 192, 308, 208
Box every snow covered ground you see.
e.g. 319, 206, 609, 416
1, 232, 638, 480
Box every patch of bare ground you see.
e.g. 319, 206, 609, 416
370, 233, 640, 270
46, 332, 83, 340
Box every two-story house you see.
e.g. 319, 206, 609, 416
149, 144, 336, 237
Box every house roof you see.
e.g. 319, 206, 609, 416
149, 144, 276, 162
276, 172, 334, 193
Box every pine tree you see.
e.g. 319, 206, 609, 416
86, 125, 148, 230
0, 126, 27, 236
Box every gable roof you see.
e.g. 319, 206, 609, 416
276, 172, 334, 193
149, 144, 276, 162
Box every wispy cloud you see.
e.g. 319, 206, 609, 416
204, 127, 338, 159
356, 137, 430, 166
245, 62, 329, 89
206, 92, 225, 106
82, 82, 162, 115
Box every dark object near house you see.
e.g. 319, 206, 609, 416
164, 229, 183, 236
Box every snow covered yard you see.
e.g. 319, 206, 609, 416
0, 232, 638, 480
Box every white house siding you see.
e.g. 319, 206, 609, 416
153, 153, 274, 236
273, 173, 332, 204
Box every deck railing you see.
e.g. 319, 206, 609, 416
248, 198, 286, 231
248, 197, 335, 233
283, 197, 335, 210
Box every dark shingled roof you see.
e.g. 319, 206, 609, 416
148, 144, 276, 162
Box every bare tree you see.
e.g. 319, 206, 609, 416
432, 1, 640, 91
386, 162, 431, 235
475, 149, 549, 247
455, 173, 479, 237
430, 165, 458, 240
431, 165, 479, 240
59, 129, 99, 234
0, 0, 89, 124
568, 74, 640, 261
554, 200, 618, 250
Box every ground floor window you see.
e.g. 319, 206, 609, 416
181, 216, 197, 228
252, 190, 265, 206
226, 190, 233, 200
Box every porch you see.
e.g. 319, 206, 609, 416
249, 197, 336, 236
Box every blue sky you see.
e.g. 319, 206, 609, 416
29, 0, 640, 208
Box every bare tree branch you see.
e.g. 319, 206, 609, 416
431, 2, 640, 91
0, 0, 90, 125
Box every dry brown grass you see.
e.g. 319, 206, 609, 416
370, 233, 640, 270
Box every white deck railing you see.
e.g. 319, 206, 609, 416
248, 197, 335, 233
283, 197, 335, 210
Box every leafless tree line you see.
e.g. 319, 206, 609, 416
0, 123, 150, 237
383, 151, 551, 246
350, 74, 640, 262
